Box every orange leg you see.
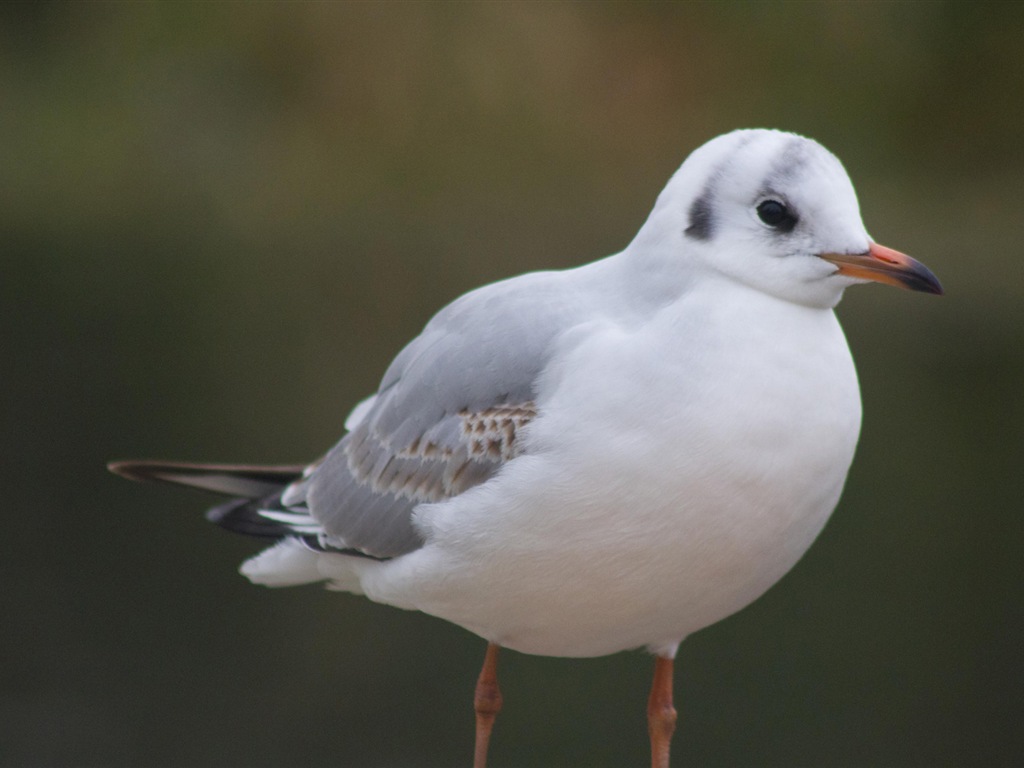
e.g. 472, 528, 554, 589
473, 643, 503, 768
647, 655, 677, 768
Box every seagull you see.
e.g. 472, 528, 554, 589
110, 128, 942, 768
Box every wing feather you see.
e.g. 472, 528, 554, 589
111, 263, 613, 561
296, 269, 593, 557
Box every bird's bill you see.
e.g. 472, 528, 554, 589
819, 243, 943, 295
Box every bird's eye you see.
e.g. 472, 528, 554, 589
756, 200, 797, 232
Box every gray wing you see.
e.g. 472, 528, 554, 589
290, 269, 594, 558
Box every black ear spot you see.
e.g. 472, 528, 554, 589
756, 199, 798, 233
685, 193, 713, 240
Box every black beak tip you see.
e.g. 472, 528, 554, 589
910, 265, 944, 296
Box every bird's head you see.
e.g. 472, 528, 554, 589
636, 129, 942, 309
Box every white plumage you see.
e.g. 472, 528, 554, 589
111, 128, 942, 768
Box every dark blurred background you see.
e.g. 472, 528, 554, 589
3, 2, 1022, 766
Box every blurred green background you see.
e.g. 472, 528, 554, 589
4, 2, 1022, 766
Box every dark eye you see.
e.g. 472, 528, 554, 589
756, 199, 798, 232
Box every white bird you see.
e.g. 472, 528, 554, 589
110, 128, 942, 768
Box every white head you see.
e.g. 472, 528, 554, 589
631, 129, 942, 308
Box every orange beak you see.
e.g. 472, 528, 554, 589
819, 243, 943, 295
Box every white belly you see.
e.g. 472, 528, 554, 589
357, 288, 862, 657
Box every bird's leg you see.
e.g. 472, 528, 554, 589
473, 642, 503, 768
647, 655, 677, 768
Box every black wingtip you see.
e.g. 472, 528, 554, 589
106, 459, 308, 499
205, 496, 283, 537
107, 460, 157, 483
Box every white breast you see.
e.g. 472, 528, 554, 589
357, 276, 862, 658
